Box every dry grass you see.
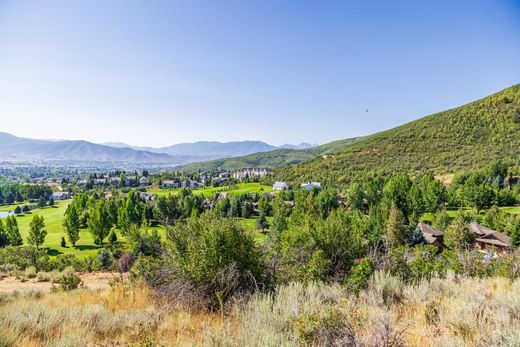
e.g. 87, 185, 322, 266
1, 273, 520, 346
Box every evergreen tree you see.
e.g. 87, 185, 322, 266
432, 210, 451, 231
5, 216, 23, 246
385, 204, 408, 248
256, 213, 270, 233
13, 205, 22, 215
0, 219, 8, 247
108, 227, 118, 245
28, 215, 46, 249
445, 211, 475, 250
37, 196, 47, 208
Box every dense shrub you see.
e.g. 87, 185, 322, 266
55, 273, 83, 291
155, 213, 263, 308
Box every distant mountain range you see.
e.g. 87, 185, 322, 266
0, 132, 177, 164
101, 141, 317, 157
0, 132, 319, 165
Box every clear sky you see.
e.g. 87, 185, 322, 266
0, 0, 519, 147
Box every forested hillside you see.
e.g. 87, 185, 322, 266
275, 84, 520, 184
179, 137, 362, 171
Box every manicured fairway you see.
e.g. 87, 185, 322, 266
0, 200, 161, 257
421, 206, 520, 223
148, 182, 273, 198
1, 201, 100, 257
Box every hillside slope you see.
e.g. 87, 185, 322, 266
178, 137, 362, 171
275, 84, 520, 184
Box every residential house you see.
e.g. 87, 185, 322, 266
52, 191, 72, 200
417, 222, 445, 249
202, 199, 214, 210
139, 192, 155, 201
162, 180, 176, 188
139, 176, 151, 186
301, 182, 322, 190
273, 182, 289, 191
468, 222, 511, 256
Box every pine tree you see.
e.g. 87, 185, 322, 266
385, 204, 408, 249
0, 219, 8, 247
445, 211, 475, 250
5, 216, 23, 246
108, 227, 118, 245
256, 213, 270, 233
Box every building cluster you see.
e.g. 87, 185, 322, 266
272, 181, 322, 191
232, 168, 272, 180
161, 179, 204, 189
417, 221, 512, 257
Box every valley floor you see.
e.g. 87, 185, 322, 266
1, 273, 519, 346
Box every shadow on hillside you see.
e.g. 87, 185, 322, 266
47, 249, 63, 256
75, 245, 100, 251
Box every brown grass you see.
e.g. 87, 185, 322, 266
1, 273, 520, 346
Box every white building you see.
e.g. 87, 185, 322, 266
52, 191, 72, 200
232, 168, 272, 181
301, 182, 321, 190
139, 176, 150, 185
162, 180, 176, 188
273, 182, 289, 191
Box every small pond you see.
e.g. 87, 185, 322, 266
0, 211, 14, 218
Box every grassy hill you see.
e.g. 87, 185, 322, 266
275, 84, 520, 184
178, 137, 362, 171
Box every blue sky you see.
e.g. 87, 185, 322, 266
0, 0, 519, 147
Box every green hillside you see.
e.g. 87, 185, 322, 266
179, 137, 362, 171
275, 84, 520, 184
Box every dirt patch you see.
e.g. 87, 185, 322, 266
0, 272, 120, 293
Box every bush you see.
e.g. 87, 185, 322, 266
55, 274, 82, 291
96, 249, 114, 271
347, 258, 375, 291
24, 266, 37, 279
157, 213, 263, 308
0, 246, 50, 271
118, 252, 134, 273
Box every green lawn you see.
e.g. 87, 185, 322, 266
0, 202, 30, 212
148, 182, 273, 198
0, 200, 167, 258
421, 206, 520, 223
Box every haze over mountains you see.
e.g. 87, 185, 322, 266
0, 132, 318, 165
101, 141, 317, 157
1, 84, 518, 173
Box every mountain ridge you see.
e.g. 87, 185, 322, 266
0, 133, 177, 164
101, 140, 319, 157
274, 84, 520, 184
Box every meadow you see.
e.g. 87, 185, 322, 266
1, 273, 519, 346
